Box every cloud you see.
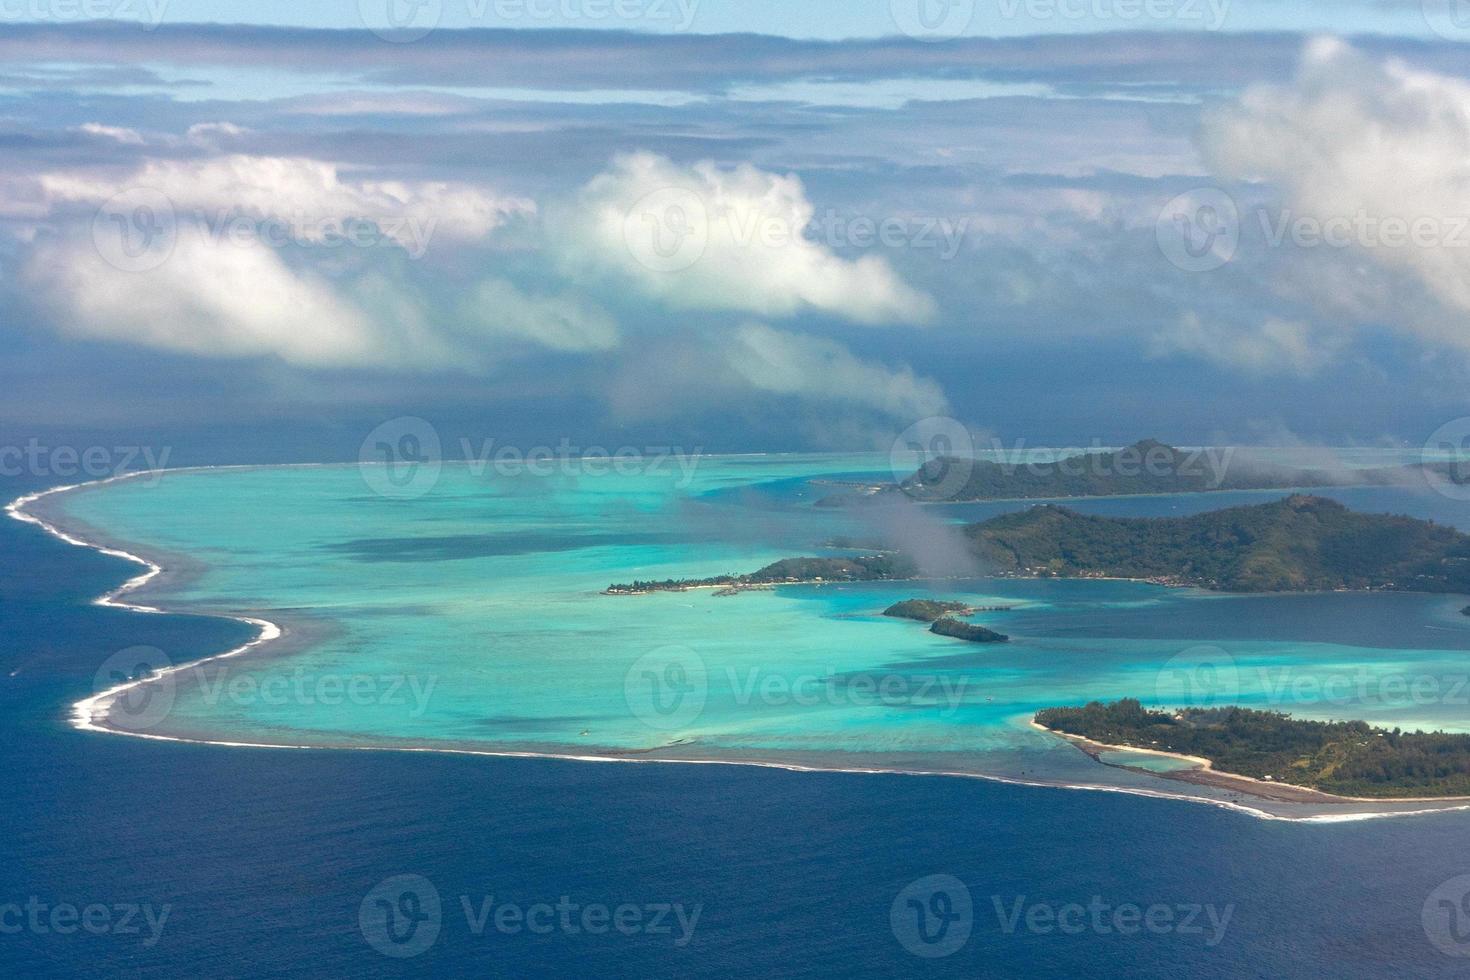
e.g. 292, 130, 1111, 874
1201, 38, 1470, 354
37, 153, 534, 254
1149, 313, 1335, 376
23, 228, 422, 368
77, 123, 144, 145
462, 278, 619, 353
10, 149, 547, 368
185, 122, 250, 149
723, 322, 948, 419
4, 23, 1467, 97
554, 152, 934, 325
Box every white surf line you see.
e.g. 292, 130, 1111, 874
22, 714, 1470, 824
11, 469, 1470, 825
6, 468, 300, 733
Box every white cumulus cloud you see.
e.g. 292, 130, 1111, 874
554, 152, 935, 326
12, 150, 548, 368
24, 229, 428, 368
1201, 38, 1470, 354
38, 153, 534, 255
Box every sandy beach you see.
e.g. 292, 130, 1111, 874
14, 468, 1470, 826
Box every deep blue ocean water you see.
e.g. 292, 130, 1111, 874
6, 472, 1470, 978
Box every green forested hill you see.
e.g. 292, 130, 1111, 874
965, 495, 1470, 592
819, 439, 1437, 505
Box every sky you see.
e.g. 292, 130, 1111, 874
2, 2, 1470, 457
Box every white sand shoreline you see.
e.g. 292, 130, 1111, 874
9, 467, 1470, 826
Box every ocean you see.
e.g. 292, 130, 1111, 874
4, 456, 1470, 977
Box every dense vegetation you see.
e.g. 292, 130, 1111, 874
929, 617, 1008, 643
1035, 699, 1470, 797
820, 439, 1430, 505
964, 495, 1470, 592
613, 497, 1470, 595
883, 599, 971, 621
606, 554, 917, 593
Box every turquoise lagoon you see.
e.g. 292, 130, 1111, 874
47, 453, 1470, 817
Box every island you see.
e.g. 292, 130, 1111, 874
883, 599, 972, 621
611, 496, 1470, 596
964, 494, 1470, 593
1035, 699, 1470, 798
605, 554, 917, 594
929, 617, 1008, 643
819, 439, 1436, 505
